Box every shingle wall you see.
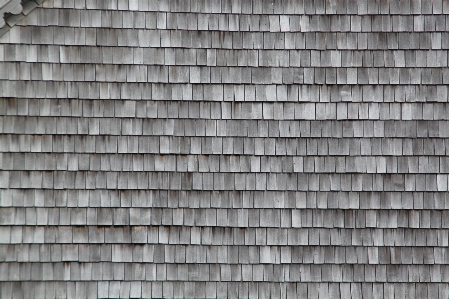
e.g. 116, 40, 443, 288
1, 0, 449, 298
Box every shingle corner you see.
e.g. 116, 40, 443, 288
0, 0, 23, 28
0, 0, 41, 37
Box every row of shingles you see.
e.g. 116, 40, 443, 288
3, 63, 449, 85
2, 97, 449, 123
2, 189, 448, 209
0, 218, 446, 240
1, 207, 448, 227
0, 44, 447, 72
1, 262, 448, 284
0, 248, 449, 270
0, 136, 446, 158
11, 165, 448, 187
0, 81, 447, 105
3, 44, 449, 66
0, 136, 447, 157
18, 7, 449, 32
2, 44, 447, 67
2, 154, 449, 175
2, 153, 449, 170
41, 0, 449, 15
2, 82, 448, 103
1, 281, 447, 299
0, 66, 445, 87
3, 99, 449, 120
0, 225, 393, 245
3, 26, 449, 50
0, 211, 447, 232
2, 117, 448, 137
0, 208, 446, 233
2, 243, 449, 263
1, 97, 449, 120
0, 281, 100, 299
1, 171, 448, 192
3, 47, 449, 68
0, 96, 443, 115
0, 142, 446, 169
0, 83, 413, 100
0, 119, 447, 140
0, 280, 224, 299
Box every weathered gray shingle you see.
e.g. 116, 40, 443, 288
0, 0, 447, 296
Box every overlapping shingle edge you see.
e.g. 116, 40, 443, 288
0, 0, 43, 37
